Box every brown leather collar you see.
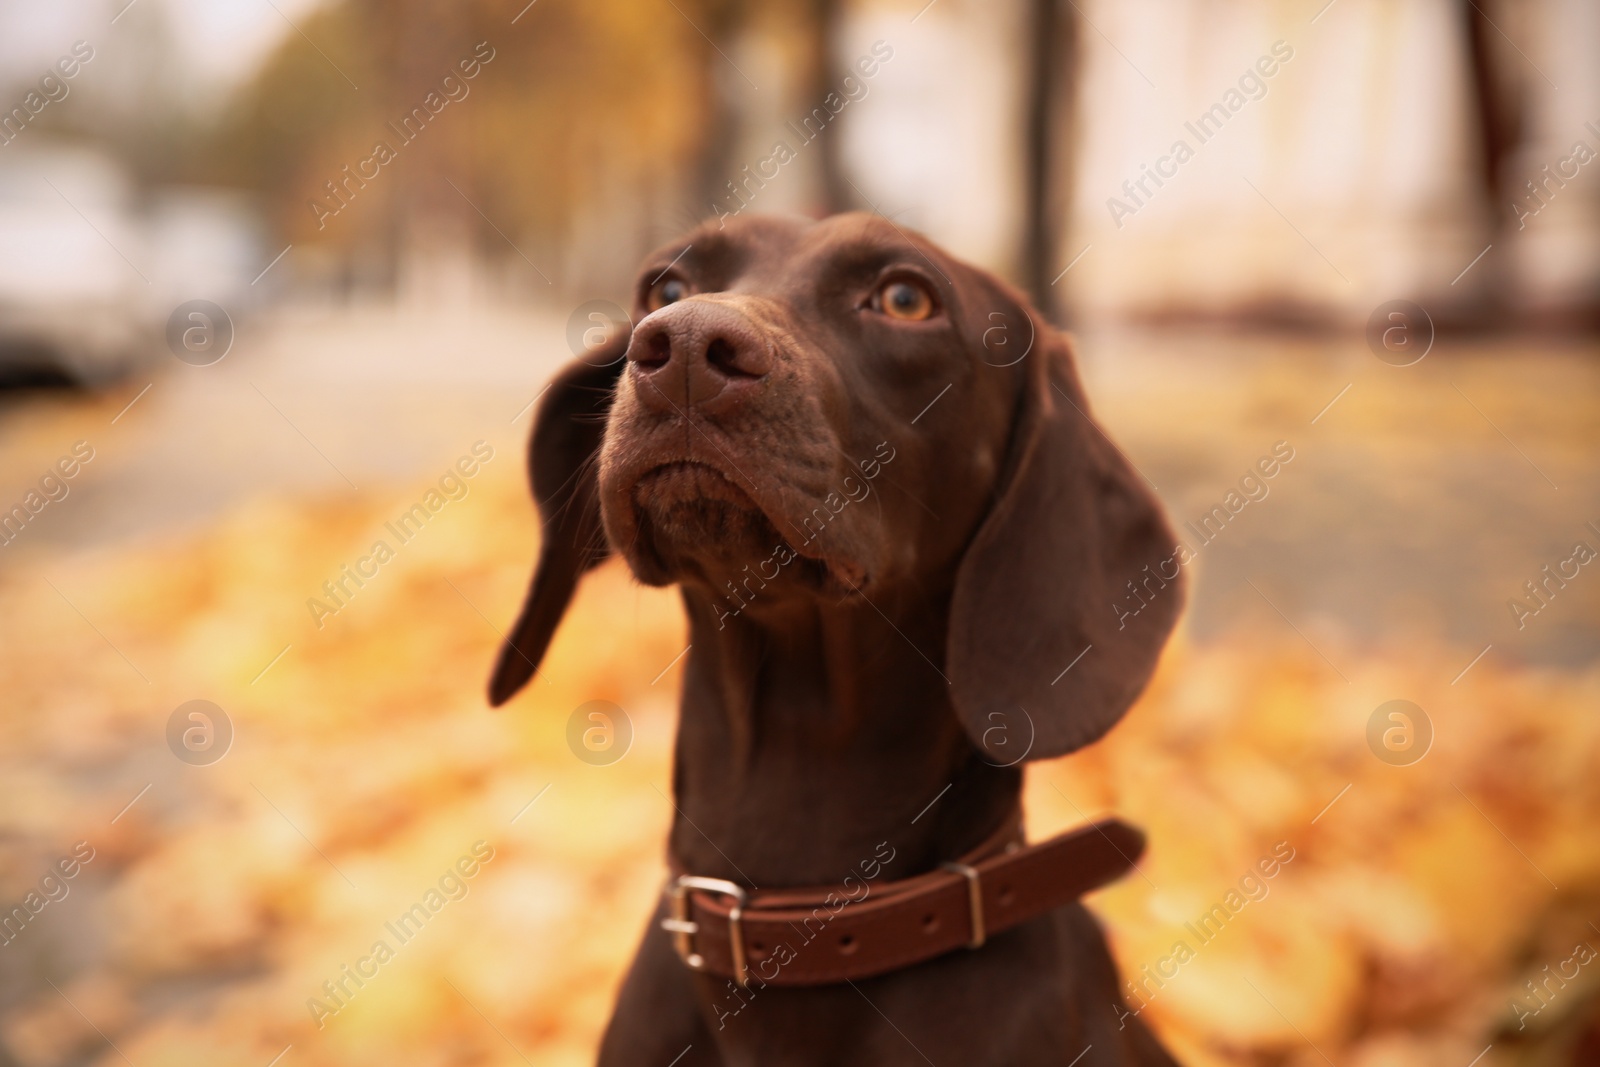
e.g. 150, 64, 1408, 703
661, 816, 1145, 987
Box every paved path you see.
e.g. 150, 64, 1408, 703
3, 309, 1596, 671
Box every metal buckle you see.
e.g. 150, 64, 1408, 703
940, 862, 986, 949
662, 874, 750, 986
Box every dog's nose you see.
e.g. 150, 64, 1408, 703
626, 299, 772, 416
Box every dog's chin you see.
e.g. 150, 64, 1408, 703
619, 462, 867, 598
633, 462, 777, 561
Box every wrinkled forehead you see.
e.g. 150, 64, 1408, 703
637, 212, 964, 302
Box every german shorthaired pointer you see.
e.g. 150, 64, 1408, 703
489, 213, 1185, 1066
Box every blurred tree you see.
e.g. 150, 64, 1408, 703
800, 0, 850, 214
1020, 0, 1077, 320
686, 0, 747, 221
36, 0, 203, 189
199, 0, 883, 293
204, 0, 706, 289
1462, 0, 1524, 218
1460, 0, 1525, 322
682, 0, 849, 220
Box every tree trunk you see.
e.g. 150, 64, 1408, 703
804, 0, 851, 214
1021, 0, 1076, 321
1462, 0, 1521, 224
693, 1, 748, 222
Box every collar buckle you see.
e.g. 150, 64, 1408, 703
662, 874, 750, 986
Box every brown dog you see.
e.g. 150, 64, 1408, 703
489, 213, 1185, 1066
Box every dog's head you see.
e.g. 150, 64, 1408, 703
489, 212, 1183, 759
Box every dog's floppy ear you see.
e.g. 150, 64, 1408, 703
488, 344, 627, 706
948, 326, 1183, 759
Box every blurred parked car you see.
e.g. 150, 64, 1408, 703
0, 142, 261, 387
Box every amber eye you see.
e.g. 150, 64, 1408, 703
645, 276, 690, 312
873, 278, 936, 321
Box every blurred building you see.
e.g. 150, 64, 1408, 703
833, 0, 1600, 326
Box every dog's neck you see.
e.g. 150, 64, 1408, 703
666, 582, 1021, 890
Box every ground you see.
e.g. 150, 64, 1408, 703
0, 303, 1596, 1066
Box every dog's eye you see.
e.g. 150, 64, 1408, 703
645, 276, 690, 312
872, 278, 936, 321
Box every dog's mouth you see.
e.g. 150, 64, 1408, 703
625, 460, 866, 597
632, 461, 769, 543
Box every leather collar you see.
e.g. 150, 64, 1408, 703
661, 815, 1145, 987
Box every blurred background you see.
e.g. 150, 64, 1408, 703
0, 0, 1597, 1064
